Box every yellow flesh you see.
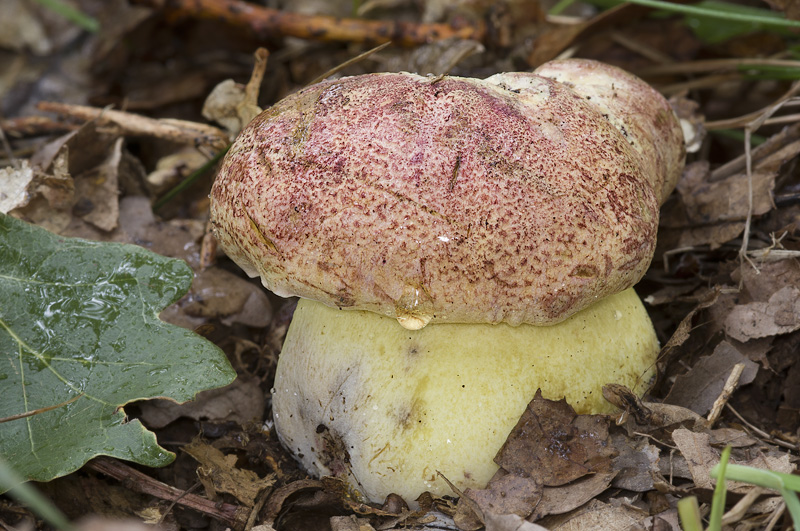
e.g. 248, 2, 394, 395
272, 288, 658, 504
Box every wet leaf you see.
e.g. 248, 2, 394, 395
0, 214, 236, 488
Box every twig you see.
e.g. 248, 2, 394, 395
36, 101, 229, 150
610, 31, 674, 65
307, 41, 391, 86
130, 0, 486, 47
764, 501, 786, 531
705, 82, 800, 130
705, 363, 744, 428
88, 457, 249, 529
710, 122, 800, 181
157, 481, 201, 525
659, 73, 743, 96
0, 116, 77, 138
636, 58, 800, 77
725, 404, 798, 451
720, 487, 766, 526
236, 47, 270, 127
737, 83, 800, 267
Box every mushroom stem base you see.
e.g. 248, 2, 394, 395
272, 288, 658, 504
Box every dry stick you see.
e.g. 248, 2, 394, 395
88, 457, 249, 529
307, 41, 391, 87
720, 487, 766, 526
738, 83, 800, 268
636, 57, 800, 77
0, 116, 77, 138
36, 102, 229, 150
659, 73, 743, 96
764, 501, 786, 531
706, 82, 800, 130
130, 0, 486, 47
724, 404, 798, 451
610, 31, 674, 65
705, 363, 745, 428
235, 47, 270, 127
710, 122, 800, 181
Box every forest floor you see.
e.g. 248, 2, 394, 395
2, 0, 800, 530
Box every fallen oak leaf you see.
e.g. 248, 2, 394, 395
0, 214, 236, 489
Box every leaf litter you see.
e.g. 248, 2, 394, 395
2, 0, 800, 529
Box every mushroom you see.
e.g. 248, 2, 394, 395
209, 59, 685, 503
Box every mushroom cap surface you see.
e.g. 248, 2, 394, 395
210, 61, 681, 326
272, 288, 658, 503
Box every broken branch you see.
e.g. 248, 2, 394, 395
130, 0, 486, 47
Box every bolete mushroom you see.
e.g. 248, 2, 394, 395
209, 59, 685, 503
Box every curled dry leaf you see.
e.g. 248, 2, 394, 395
137, 375, 265, 429
183, 438, 275, 506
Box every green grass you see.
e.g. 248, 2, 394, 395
679, 446, 798, 530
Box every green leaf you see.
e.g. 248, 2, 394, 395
0, 214, 236, 489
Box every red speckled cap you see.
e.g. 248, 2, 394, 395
210, 60, 684, 329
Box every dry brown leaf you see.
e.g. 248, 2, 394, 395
707, 428, 758, 448
657, 288, 721, 368
610, 432, 661, 492
180, 266, 273, 328
0, 160, 35, 213
665, 341, 758, 415
677, 168, 776, 226
529, 470, 617, 521
183, 438, 275, 506
735, 260, 800, 304
138, 375, 266, 429
543, 498, 646, 530
495, 391, 613, 487
12, 122, 127, 232
261, 479, 325, 526
671, 428, 793, 493
671, 429, 717, 490
461, 470, 542, 522
72, 137, 122, 231
330, 515, 376, 531
484, 512, 550, 531
724, 286, 800, 342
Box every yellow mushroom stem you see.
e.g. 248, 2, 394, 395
272, 287, 658, 504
